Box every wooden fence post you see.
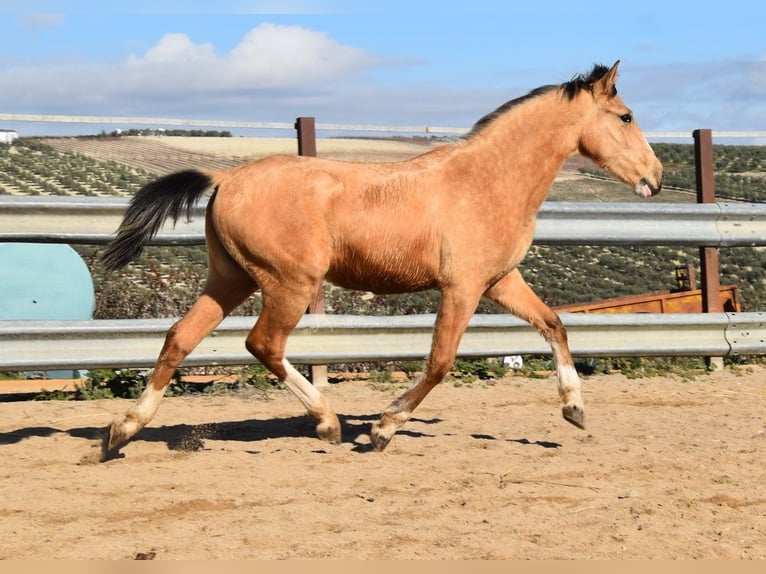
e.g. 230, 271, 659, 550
295, 117, 329, 386
693, 128, 724, 370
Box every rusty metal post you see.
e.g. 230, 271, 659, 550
295, 117, 328, 386
693, 128, 723, 369
295, 116, 317, 157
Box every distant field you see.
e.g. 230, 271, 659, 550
153, 136, 439, 162
0, 136, 442, 197
42, 136, 440, 176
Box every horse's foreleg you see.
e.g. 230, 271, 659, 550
485, 269, 585, 429
370, 287, 481, 451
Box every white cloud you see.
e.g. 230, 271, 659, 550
123, 23, 382, 93
140, 33, 216, 64
122, 23, 378, 91
227, 23, 377, 86
0, 23, 385, 117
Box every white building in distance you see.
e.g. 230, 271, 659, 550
0, 129, 18, 144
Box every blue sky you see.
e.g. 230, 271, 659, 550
1, 1, 765, 138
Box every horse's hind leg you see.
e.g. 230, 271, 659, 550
101, 248, 257, 460
485, 268, 585, 429
246, 285, 341, 443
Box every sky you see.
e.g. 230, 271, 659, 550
1, 0, 766, 140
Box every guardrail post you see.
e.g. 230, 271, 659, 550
295, 116, 317, 157
295, 117, 328, 386
694, 128, 724, 370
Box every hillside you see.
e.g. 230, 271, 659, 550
2, 136, 766, 317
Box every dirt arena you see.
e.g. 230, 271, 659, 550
1, 365, 765, 559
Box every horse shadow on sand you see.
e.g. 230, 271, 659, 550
0, 413, 561, 457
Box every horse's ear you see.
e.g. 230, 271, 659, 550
593, 60, 620, 98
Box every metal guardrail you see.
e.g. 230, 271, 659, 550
2, 196, 766, 247
0, 196, 203, 246
1, 312, 764, 371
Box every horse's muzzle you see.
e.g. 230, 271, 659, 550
638, 167, 663, 197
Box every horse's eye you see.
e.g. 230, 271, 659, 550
620, 113, 633, 124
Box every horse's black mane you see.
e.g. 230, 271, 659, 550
464, 63, 614, 139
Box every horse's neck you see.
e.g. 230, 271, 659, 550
454, 95, 580, 209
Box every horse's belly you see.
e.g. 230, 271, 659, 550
326, 251, 438, 294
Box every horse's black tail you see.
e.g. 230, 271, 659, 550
100, 169, 216, 271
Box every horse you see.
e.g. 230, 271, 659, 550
99, 61, 663, 461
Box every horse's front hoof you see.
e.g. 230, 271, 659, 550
369, 421, 394, 452
562, 404, 585, 429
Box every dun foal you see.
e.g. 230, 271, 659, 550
100, 61, 662, 460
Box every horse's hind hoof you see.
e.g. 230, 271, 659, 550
316, 417, 342, 444
562, 404, 585, 429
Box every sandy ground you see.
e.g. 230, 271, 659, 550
1, 365, 765, 560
